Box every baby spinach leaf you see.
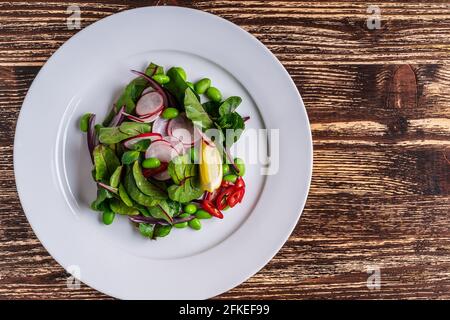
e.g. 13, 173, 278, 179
184, 88, 213, 130
202, 101, 220, 120
132, 161, 167, 200
139, 223, 155, 238
109, 198, 139, 216
98, 127, 130, 144
93, 145, 120, 181
217, 112, 245, 143
90, 188, 112, 211
124, 167, 161, 207
167, 154, 204, 203
121, 150, 140, 165
218, 96, 242, 117
164, 67, 189, 105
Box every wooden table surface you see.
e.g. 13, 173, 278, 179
1, 0, 449, 300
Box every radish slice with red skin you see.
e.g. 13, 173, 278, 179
124, 109, 162, 123
123, 132, 162, 149
167, 114, 199, 146
152, 116, 170, 136
163, 136, 185, 155
136, 92, 164, 116
145, 140, 179, 163
141, 87, 154, 96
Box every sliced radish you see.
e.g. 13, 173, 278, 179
145, 140, 179, 163
124, 110, 162, 123
141, 86, 154, 96
136, 92, 164, 117
123, 132, 162, 149
152, 116, 170, 136
142, 162, 168, 178
167, 114, 199, 146
164, 136, 185, 155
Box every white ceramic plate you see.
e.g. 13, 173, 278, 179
14, 6, 312, 299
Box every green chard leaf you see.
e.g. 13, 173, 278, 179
167, 154, 204, 203
90, 188, 112, 211
98, 127, 130, 144
139, 223, 155, 238
147, 199, 181, 223
109, 198, 139, 216
119, 122, 151, 136
124, 167, 161, 207
93, 145, 120, 181
145, 62, 164, 77
218, 96, 242, 116
202, 101, 220, 119
184, 88, 213, 130
132, 161, 167, 200
121, 150, 140, 165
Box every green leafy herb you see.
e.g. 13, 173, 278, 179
145, 62, 164, 77
90, 188, 112, 211
118, 122, 151, 136
184, 88, 213, 130
202, 101, 220, 119
98, 127, 130, 144
217, 112, 245, 143
109, 166, 123, 188
164, 67, 190, 105
118, 183, 134, 207
218, 96, 242, 117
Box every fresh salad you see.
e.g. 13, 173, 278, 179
79, 62, 248, 239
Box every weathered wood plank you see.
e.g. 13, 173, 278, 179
0, 1, 449, 65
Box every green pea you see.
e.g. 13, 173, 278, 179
195, 209, 212, 219
186, 81, 195, 91
79, 113, 92, 132
102, 211, 115, 225
184, 203, 198, 214
174, 67, 187, 81
206, 87, 222, 102
188, 218, 202, 230
142, 157, 161, 169
223, 174, 238, 183
194, 78, 211, 95
152, 74, 170, 85
154, 225, 172, 237
161, 107, 179, 119
222, 164, 230, 176
234, 158, 246, 176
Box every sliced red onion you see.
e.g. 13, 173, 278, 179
136, 92, 164, 116
109, 106, 125, 127
243, 116, 250, 122
131, 70, 168, 108
129, 214, 194, 226
87, 114, 97, 163
123, 132, 162, 149
142, 162, 168, 178
152, 169, 171, 181
97, 182, 118, 194
163, 88, 178, 108
225, 148, 240, 174
123, 110, 162, 123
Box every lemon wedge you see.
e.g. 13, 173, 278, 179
199, 139, 223, 192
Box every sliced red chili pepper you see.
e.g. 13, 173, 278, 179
216, 186, 236, 210
142, 162, 168, 178
221, 180, 234, 188
226, 190, 241, 208
201, 200, 223, 219
235, 176, 245, 189
237, 187, 245, 203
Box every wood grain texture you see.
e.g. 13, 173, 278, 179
0, 0, 450, 299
